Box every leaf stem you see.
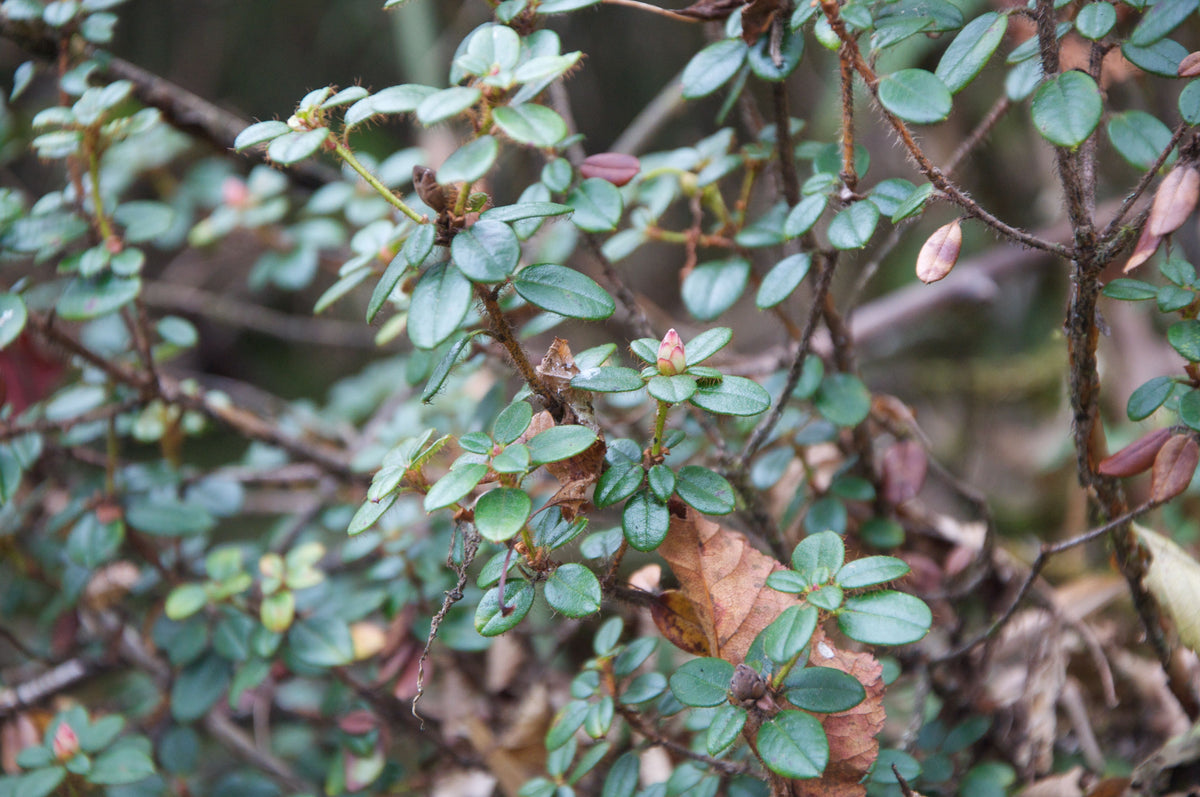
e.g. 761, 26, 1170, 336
332, 139, 425, 223
650, 400, 669, 457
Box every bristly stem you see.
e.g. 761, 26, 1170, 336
600, 0, 701, 22
650, 400, 669, 457
333, 139, 425, 223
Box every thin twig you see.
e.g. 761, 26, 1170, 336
616, 703, 754, 775
942, 95, 1011, 179
601, 0, 702, 22
1098, 123, 1189, 249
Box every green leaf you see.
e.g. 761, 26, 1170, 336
424, 462, 488, 511
113, 201, 174, 243
935, 12, 1007, 93
1181, 80, 1200, 125
15, 768, 65, 797
669, 657, 733, 707
474, 487, 532, 542
685, 327, 733, 365
595, 460, 644, 507
421, 334, 477, 404
1076, 2, 1116, 39
57, 274, 140, 320
1031, 71, 1102, 148
682, 257, 750, 321
1130, 0, 1197, 46
545, 563, 602, 617
1161, 255, 1197, 286
1103, 278, 1159, 301
674, 465, 735, 515
690, 375, 771, 416
837, 555, 910, 588
89, 744, 155, 785
567, 177, 623, 232
815, 372, 871, 427
545, 700, 590, 752
878, 69, 952, 123
623, 489, 670, 551
492, 443, 531, 473
436, 135, 498, 184
77, 714, 124, 753
494, 400, 534, 444
513, 264, 615, 320
266, 128, 329, 164
408, 262, 472, 349
602, 751, 640, 797
234, 120, 289, 150
784, 194, 827, 237
451, 219, 520, 283
784, 667, 866, 713
838, 590, 932, 644
1107, 111, 1173, 170
827, 202, 880, 250
527, 424, 598, 464
762, 604, 818, 664
1169, 319, 1200, 361
1159, 285, 1194, 313
537, 0, 601, 11
288, 616, 355, 667
792, 531, 845, 582
757, 253, 812, 308
493, 104, 568, 147
125, 497, 215, 537
1128, 376, 1176, 420
165, 584, 208, 620
808, 583, 844, 610
647, 464, 676, 502
416, 86, 481, 125
171, 653, 231, 721
474, 579, 534, 636
767, 569, 809, 594
0, 293, 28, 350
682, 39, 749, 98
757, 710, 828, 778
648, 374, 698, 404
482, 202, 574, 223
748, 25, 804, 81
707, 704, 748, 755
345, 84, 437, 127
572, 366, 645, 393
891, 182, 935, 223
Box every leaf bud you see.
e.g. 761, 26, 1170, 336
656, 329, 687, 376
52, 722, 79, 761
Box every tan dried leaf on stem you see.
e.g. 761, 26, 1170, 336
1147, 164, 1200, 237
1150, 434, 1199, 503
915, 219, 962, 284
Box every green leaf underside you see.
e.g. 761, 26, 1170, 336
935, 12, 1007, 94
878, 69, 952, 124
572, 366, 645, 393
408, 263, 471, 349
690, 376, 771, 416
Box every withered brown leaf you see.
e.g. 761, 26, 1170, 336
1148, 164, 1200, 237
790, 628, 886, 797
881, 439, 928, 505
915, 219, 962, 284
1150, 434, 1200, 504
1098, 427, 1173, 478
654, 505, 799, 663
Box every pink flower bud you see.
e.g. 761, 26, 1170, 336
656, 329, 686, 376
52, 722, 79, 761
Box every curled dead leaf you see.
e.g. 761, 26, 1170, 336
1179, 51, 1200, 78
1123, 223, 1162, 274
1131, 523, 1200, 659
881, 439, 928, 505
791, 628, 886, 797
655, 506, 799, 663
1098, 427, 1173, 478
915, 219, 963, 284
1150, 434, 1199, 504
649, 589, 712, 657
1148, 164, 1200, 237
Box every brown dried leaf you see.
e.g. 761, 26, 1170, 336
881, 439, 928, 505
1123, 222, 1163, 273
676, 0, 744, 20
791, 629, 886, 797
915, 219, 963, 284
1099, 427, 1173, 478
1180, 51, 1200, 77
1151, 434, 1199, 504
1148, 164, 1200, 237
649, 589, 712, 656
1018, 766, 1085, 797
1131, 523, 1200, 658
741, 0, 784, 44
655, 505, 799, 663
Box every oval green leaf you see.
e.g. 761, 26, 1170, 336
451, 219, 520, 283
669, 657, 734, 707
437, 135, 498, 185
682, 39, 749, 98
567, 177, 623, 232
513, 264, 615, 320
757, 253, 812, 309
545, 563, 602, 617
416, 86, 481, 125
827, 201, 880, 250
936, 12, 1007, 93
682, 257, 750, 320
474, 487, 532, 542
815, 372, 871, 427
1031, 70, 1102, 148
838, 590, 932, 645
408, 262, 472, 349
674, 465, 735, 515
690, 375, 771, 416
784, 666, 866, 713
763, 604, 818, 664
0, 293, 28, 350
837, 555, 911, 588
622, 488, 670, 551
1107, 111, 1173, 170
423, 462, 488, 511
474, 579, 535, 636
493, 103, 568, 147
879, 68, 952, 123
595, 459, 645, 507
757, 710, 828, 779
572, 366, 645, 393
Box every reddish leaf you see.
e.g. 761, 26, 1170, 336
580, 153, 641, 186
791, 629, 886, 797
655, 505, 800, 663
338, 710, 379, 735
915, 219, 962, 284
1098, 427, 1173, 477
676, 0, 744, 20
1151, 434, 1199, 503
1123, 222, 1162, 273
1180, 51, 1200, 77
881, 439, 928, 505
1147, 164, 1200, 237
